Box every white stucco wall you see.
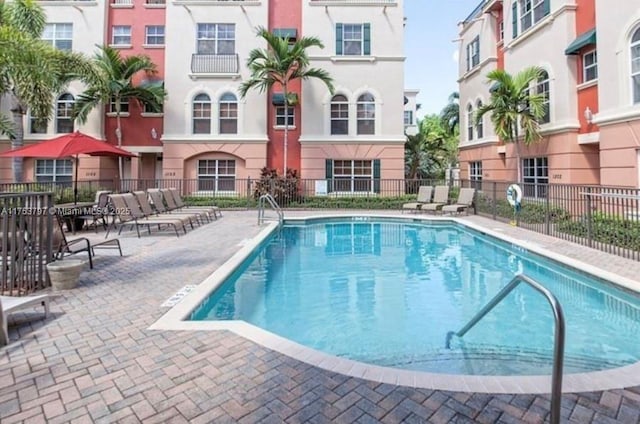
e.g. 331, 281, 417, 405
162, 1, 269, 141
299, 0, 405, 142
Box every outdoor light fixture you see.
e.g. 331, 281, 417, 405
151, 128, 158, 139
584, 107, 593, 124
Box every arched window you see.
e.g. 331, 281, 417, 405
56, 93, 74, 133
330, 94, 349, 135
475, 100, 484, 139
356, 93, 375, 135
219, 93, 237, 134
192, 93, 211, 134
632, 27, 640, 104
537, 70, 550, 123
467, 104, 474, 141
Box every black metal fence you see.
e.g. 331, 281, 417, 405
1, 192, 54, 294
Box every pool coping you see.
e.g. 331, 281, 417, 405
149, 213, 640, 394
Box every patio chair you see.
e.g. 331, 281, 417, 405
76, 190, 112, 233
146, 190, 209, 224
1, 294, 49, 346
53, 212, 122, 269
133, 191, 201, 227
441, 188, 476, 215
402, 186, 433, 213
421, 185, 450, 213
166, 188, 221, 219
110, 193, 186, 238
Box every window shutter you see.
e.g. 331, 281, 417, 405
512, 2, 518, 38
326, 159, 333, 193
373, 159, 380, 194
335, 24, 343, 55
543, 0, 550, 16
363, 23, 371, 55
466, 45, 470, 71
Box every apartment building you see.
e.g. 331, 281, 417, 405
0, 0, 414, 196
457, 0, 640, 189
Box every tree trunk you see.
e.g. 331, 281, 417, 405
513, 124, 522, 183
10, 97, 25, 183
115, 108, 123, 185
283, 83, 288, 180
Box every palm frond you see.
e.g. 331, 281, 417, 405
3, 0, 45, 39
0, 113, 15, 139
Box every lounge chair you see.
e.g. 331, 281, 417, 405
76, 190, 112, 232
109, 193, 186, 238
53, 213, 122, 269
166, 188, 221, 219
441, 188, 476, 215
146, 190, 209, 224
402, 186, 433, 213
1, 294, 49, 346
421, 185, 450, 212
133, 191, 202, 227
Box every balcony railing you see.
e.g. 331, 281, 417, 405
191, 54, 239, 74
310, 0, 397, 3
146, 0, 165, 4
111, 0, 133, 5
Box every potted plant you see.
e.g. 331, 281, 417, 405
46, 259, 85, 290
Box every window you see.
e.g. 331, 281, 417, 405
466, 36, 480, 71
219, 93, 238, 134
197, 159, 235, 192
467, 104, 474, 141
632, 28, 640, 104
35, 159, 73, 183
469, 161, 482, 190
537, 70, 550, 124
145, 26, 165, 46
356, 93, 375, 135
583, 50, 598, 83
404, 110, 413, 126
275, 106, 295, 128
330, 94, 349, 135
143, 102, 163, 114
197, 24, 235, 54
333, 160, 373, 193
112, 26, 131, 46
109, 97, 129, 114
30, 116, 47, 134
42, 23, 72, 51
475, 101, 483, 138
519, 0, 548, 34
56, 93, 74, 134
499, 21, 504, 41
336, 23, 370, 56
523, 157, 548, 198
192, 93, 212, 134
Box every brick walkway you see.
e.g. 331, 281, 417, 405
1, 211, 640, 423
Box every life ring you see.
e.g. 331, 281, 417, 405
506, 184, 523, 207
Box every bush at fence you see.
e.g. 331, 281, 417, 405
253, 168, 299, 205
288, 195, 417, 209
476, 193, 570, 224
557, 212, 640, 251
184, 196, 257, 208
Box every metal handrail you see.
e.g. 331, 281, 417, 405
445, 274, 565, 424
258, 194, 283, 225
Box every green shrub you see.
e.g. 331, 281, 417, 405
476, 193, 570, 224
253, 167, 300, 205
183, 196, 256, 208
557, 213, 640, 251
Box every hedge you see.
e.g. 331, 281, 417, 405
556, 213, 640, 251
476, 193, 571, 224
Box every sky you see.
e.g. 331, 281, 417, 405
404, 0, 479, 117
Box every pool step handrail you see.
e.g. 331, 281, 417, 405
446, 274, 565, 424
258, 193, 283, 226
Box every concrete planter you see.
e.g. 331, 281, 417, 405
46, 260, 85, 290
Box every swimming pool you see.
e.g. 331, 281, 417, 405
188, 218, 640, 377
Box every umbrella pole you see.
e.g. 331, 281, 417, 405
74, 155, 79, 205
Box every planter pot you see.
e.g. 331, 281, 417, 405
46, 260, 85, 290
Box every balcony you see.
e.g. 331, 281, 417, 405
146, 0, 165, 4
111, 0, 133, 5
190, 54, 239, 79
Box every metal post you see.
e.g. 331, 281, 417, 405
492, 182, 497, 221
586, 187, 593, 248
545, 184, 551, 235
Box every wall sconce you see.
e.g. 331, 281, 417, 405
150, 128, 158, 139
584, 107, 593, 124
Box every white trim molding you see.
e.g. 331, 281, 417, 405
298, 136, 405, 145
593, 107, 640, 126
161, 135, 268, 143
577, 132, 600, 144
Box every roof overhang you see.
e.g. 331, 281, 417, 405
565, 29, 596, 55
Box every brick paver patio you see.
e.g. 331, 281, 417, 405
1, 211, 640, 423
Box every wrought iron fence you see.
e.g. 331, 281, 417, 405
1, 192, 54, 294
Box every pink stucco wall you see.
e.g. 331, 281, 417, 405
599, 119, 640, 187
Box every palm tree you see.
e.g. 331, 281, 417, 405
239, 27, 334, 177
440, 92, 460, 136
73, 46, 165, 180
475, 67, 546, 182
405, 116, 446, 180
0, 0, 95, 181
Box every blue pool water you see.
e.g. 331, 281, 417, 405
191, 219, 640, 376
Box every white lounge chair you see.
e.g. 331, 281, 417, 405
441, 188, 476, 215
421, 186, 450, 212
402, 186, 433, 213
1, 294, 50, 346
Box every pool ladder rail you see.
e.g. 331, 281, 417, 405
445, 274, 566, 424
258, 193, 284, 226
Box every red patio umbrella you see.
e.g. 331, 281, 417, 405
0, 131, 136, 203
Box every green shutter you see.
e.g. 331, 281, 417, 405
335, 24, 343, 55
363, 23, 371, 55
512, 2, 518, 38
543, 0, 550, 16
326, 159, 333, 193
373, 159, 380, 194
